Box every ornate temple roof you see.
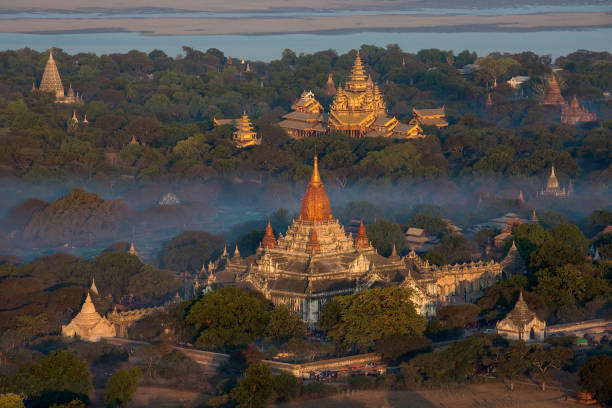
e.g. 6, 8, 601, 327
262, 219, 276, 249
39, 49, 65, 98
505, 292, 537, 327
233, 113, 261, 148
299, 156, 332, 222
354, 219, 370, 249
561, 95, 596, 125
306, 227, 321, 254
547, 166, 560, 189
346, 51, 368, 92
541, 74, 565, 105
324, 73, 336, 96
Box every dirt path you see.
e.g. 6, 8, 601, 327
279, 382, 578, 408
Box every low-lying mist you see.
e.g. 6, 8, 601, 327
1, 172, 610, 263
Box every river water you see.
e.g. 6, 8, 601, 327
0, 5, 610, 60
0, 29, 610, 60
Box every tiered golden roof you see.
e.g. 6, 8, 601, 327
412, 107, 448, 128
299, 156, 332, 222
262, 219, 276, 249
233, 113, 261, 148
328, 52, 419, 139
278, 91, 327, 139
354, 219, 370, 249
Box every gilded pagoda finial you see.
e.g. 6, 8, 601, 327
262, 218, 276, 249
299, 155, 331, 222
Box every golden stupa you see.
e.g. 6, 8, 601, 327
299, 156, 332, 222
36, 48, 83, 104
233, 113, 262, 148
328, 52, 420, 138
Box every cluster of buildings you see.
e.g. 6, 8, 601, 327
199, 156, 524, 325
33, 49, 83, 104
216, 53, 448, 147
541, 74, 596, 125
496, 291, 611, 344
538, 166, 573, 198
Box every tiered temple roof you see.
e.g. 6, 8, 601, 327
541, 74, 565, 106
278, 91, 327, 139
208, 155, 519, 324
540, 166, 570, 198
412, 107, 448, 128
328, 53, 422, 139
36, 49, 83, 104
561, 95, 596, 125
496, 291, 546, 341
62, 293, 116, 341
233, 114, 262, 148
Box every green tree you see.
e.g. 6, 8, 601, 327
161, 230, 225, 272
321, 287, 426, 352
11, 349, 90, 405
579, 355, 612, 404
498, 341, 531, 391
93, 252, 143, 301
436, 304, 480, 328
104, 367, 141, 408
374, 335, 432, 364
409, 214, 449, 237
366, 220, 407, 256
528, 346, 573, 391
231, 362, 274, 408
513, 223, 549, 261
273, 372, 299, 402
264, 305, 306, 344
530, 240, 586, 270
15, 313, 48, 344
127, 265, 180, 303
0, 393, 25, 408
186, 288, 269, 349
585, 210, 612, 237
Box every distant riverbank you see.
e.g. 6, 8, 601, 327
0, 12, 610, 36
1, 29, 610, 61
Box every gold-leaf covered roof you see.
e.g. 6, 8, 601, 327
299, 156, 332, 222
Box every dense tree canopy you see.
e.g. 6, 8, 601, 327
185, 288, 269, 349
320, 287, 426, 351
0, 47, 609, 185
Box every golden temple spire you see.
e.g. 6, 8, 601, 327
262, 218, 276, 249
306, 227, 321, 254
547, 166, 559, 189
311, 155, 321, 183
324, 72, 336, 96
299, 156, 332, 222
347, 52, 368, 92
354, 219, 369, 249
71, 111, 78, 123
40, 48, 65, 98
90, 277, 99, 296
233, 113, 260, 148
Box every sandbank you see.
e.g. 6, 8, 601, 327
1, 12, 610, 36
